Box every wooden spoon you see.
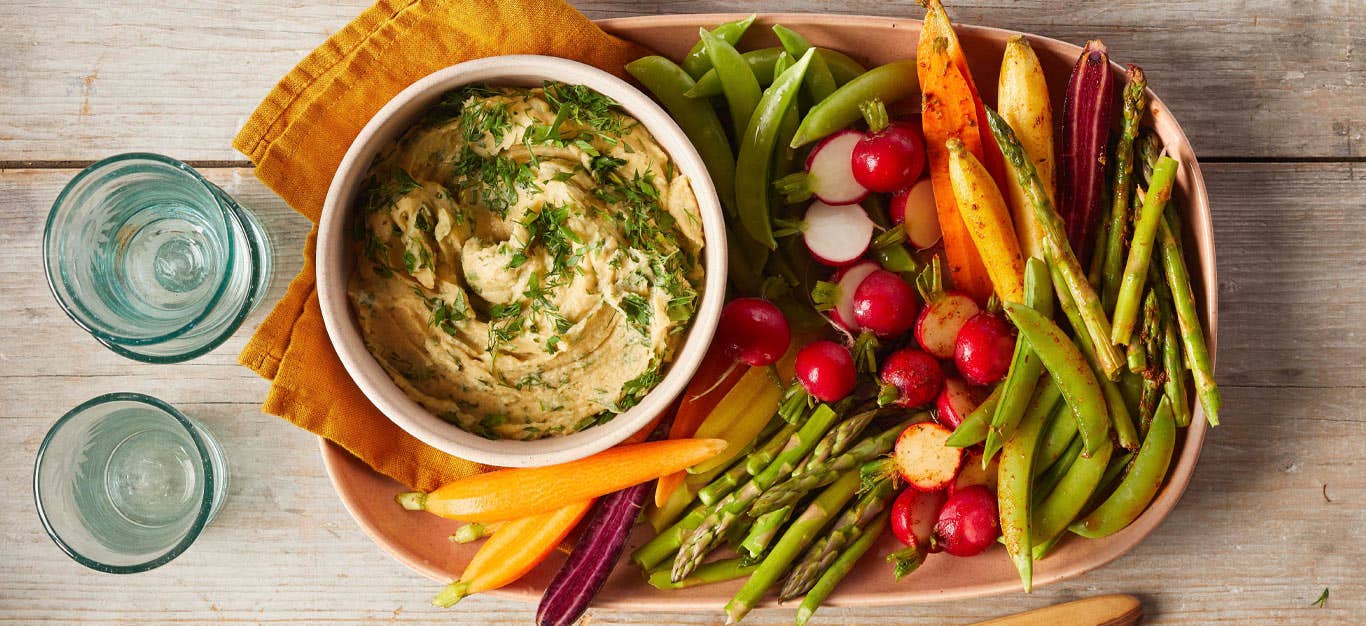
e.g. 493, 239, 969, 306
969, 594, 1142, 626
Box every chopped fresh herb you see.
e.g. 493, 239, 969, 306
488, 301, 522, 319
1311, 588, 1329, 608
616, 366, 662, 412
542, 81, 625, 139
619, 293, 652, 335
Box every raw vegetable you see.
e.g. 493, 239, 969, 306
1111, 155, 1179, 346
751, 416, 903, 516
686, 47, 783, 98
851, 269, 919, 337
983, 257, 1053, 461
715, 297, 791, 367
794, 509, 890, 626
781, 476, 897, 599
1157, 215, 1221, 426
397, 439, 726, 523
997, 374, 1052, 590
795, 340, 858, 402
932, 484, 1000, 557
953, 311, 1018, 386
680, 14, 756, 79
944, 384, 1001, 447
801, 200, 877, 265
914, 256, 983, 359
740, 505, 794, 558
1100, 66, 1149, 311
892, 421, 962, 491
1071, 396, 1176, 538
791, 60, 921, 148
996, 35, 1054, 259
1030, 428, 1112, 552
535, 484, 649, 626
1058, 39, 1115, 265
825, 260, 881, 329
946, 137, 1027, 303
432, 500, 593, 607
777, 130, 871, 206
1036, 394, 1077, 468
890, 487, 945, 549
1001, 302, 1110, 457
935, 376, 984, 430
699, 27, 762, 141
1162, 315, 1192, 428
852, 114, 927, 192
736, 48, 816, 248
772, 24, 838, 104
689, 366, 782, 475
647, 558, 758, 590
878, 348, 945, 409
655, 346, 749, 507
891, 178, 942, 249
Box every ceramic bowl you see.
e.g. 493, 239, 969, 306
315, 55, 728, 468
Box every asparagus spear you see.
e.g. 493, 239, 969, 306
671, 404, 842, 581
1112, 155, 1179, 345
724, 470, 863, 623
631, 503, 707, 571
792, 409, 879, 477
1136, 289, 1166, 434
751, 418, 907, 516
985, 106, 1124, 380
1157, 213, 1221, 426
794, 510, 890, 626
739, 505, 792, 559
647, 557, 758, 590
781, 476, 896, 600
1163, 310, 1193, 428
1101, 67, 1149, 312
700, 421, 801, 506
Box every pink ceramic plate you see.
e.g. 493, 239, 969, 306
320, 13, 1217, 609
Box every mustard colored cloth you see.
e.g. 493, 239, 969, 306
233, 0, 649, 491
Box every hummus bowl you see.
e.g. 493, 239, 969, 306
316, 55, 728, 468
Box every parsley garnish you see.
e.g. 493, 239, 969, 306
619, 293, 651, 336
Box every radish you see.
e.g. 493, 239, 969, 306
851, 269, 919, 338
878, 348, 944, 409
892, 421, 962, 491
932, 485, 1000, 557
794, 340, 857, 403
852, 120, 927, 193
775, 130, 870, 205
914, 257, 981, 359
953, 311, 1017, 385
950, 449, 999, 496
828, 260, 881, 330
802, 200, 876, 266
890, 178, 942, 250
715, 298, 790, 367
890, 487, 946, 550
935, 376, 986, 430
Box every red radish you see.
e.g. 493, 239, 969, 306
890, 179, 942, 250
950, 449, 999, 496
851, 270, 919, 338
852, 121, 927, 193
801, 130, 871, 205
892, 421, 962, 491
890, 488, 946, 550
714, 298, 790, 367
932, 485, 1001, 557
953, 311, 1017, 385
914, 257, 981, 359
935, 376, 986, 430
803, 200, 876, 266
878, 348, 944, 409
829, 261, 881, 330
794, 340, 857, 402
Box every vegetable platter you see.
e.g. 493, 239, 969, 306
321, 8, 1218, 617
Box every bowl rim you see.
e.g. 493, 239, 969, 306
315, 55, 728, 468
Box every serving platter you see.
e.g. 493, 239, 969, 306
320, 12, 1216, 609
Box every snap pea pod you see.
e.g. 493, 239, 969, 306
790, 59, 920, 148
772, 24, 837, 104
699, 28, 762, 142
680, 14, 756, 78
687, 47, 783, 98
1071, 396, 1176, 538
1033, 450, 1132, 560
625, 56, 737, 215
1037, 397, 1077, 469
1158, 214, 1221, 426
945, 385, 1002, 448
735, 48, 815, 249
1031, 427, 1113, 550
771, 53, 803, 178
998, 376, 1055, 591
1032, 437, 1082, 504
1002, 302, 1111, 457
818, 48, 868, 84
984, 257, 1055, 463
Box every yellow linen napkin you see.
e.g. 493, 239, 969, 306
233, 0, 649, 491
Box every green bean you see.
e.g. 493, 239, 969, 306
735, 48, 815, 249
1163, 312, 1193, 428
790, 59, 919, 147
625, 56, 737, 215
1036, 393, 1076, 468
1032, 437, 1082, 503
699, 27, 762, 141
680, 14, 756, 78
1158, 214, 1221, 426
1071, 397, 1176, 538
1031, 429, 1113, 550
945, 385, 1002, 448
985, 257, 1055, 463
687, 47, 783, 98
998, 376, 1055, 591
772, 24, 837, 104
1002, 302, 1111, 457
1112, 156, 1179, 345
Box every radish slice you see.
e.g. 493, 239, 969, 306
893, 178, 942, 250
831, 261, 881, 330
891, 488, 946, 550
894, 421, 962, 492
950, 449, 999, 496
914, 291, 980, 359
804, 130, 869, 205
935, 376, 985, 430
804, 200, 875, 267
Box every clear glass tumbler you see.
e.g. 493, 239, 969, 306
44, 153, 272, 362
34, 393, 228, 573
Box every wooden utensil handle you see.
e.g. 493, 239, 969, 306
970, 594, 1142, 626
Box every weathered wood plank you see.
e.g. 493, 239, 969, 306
0, 1, 1360, 162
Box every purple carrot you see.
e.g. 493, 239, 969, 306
1059, 39, 1115, 266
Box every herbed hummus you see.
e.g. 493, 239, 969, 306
348, 82, 704, 440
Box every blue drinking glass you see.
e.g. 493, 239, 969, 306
44, 153, 272, 362
34, 393, 228, 573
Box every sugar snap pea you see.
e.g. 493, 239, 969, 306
625, 56, 737, 215
681, 14, 756, 78
735, 48, 815, 249
1070, 396, 1176, 538
687, 47, 783, 98
1002, 302, 1111, 457
1031, 426, 1113, 550
699, 28, 762, 141
790, 59, 919, 148
817, 48, 868, 85
944, 385, 1002, 448
984, 257, 1055, 463
1032, 437, 1082, 504
1034, 450, 1132, 560
772, 24, 837, 104
998, 375, 1055, 591
1037, 397, 1078, 468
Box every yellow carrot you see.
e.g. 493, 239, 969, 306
947, 138, 1026, 303
431, 500, 593, 607
997, 35, 1055, 259
397, 439, 726, 523
654, 346, 745, 508
687, 365, 781, 475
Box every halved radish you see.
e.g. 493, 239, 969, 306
953, 311, 1017, 386
851, 270, 919, 338
830, 261, 881, 330
891, 179, 941, 250
914, 258, 981, 359
803, 200, 876, 266
779, 130, 870, 205
932, 485, 1000, 557
950, 449, 999, 496
893, 422, 963, 492
891, 488, 946, 550
935, 376, 986, 430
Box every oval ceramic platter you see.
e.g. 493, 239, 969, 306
320, 13, 1217, 610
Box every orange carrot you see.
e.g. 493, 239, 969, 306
919, 33, 995, 302
654, 348, 745, 507
431, 499, 593, 607
924, 0, 1011, 193
398, 439, 726, 523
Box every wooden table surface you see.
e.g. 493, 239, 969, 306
1, 1, 1362, 623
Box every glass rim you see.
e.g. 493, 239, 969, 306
42, 153, 261, 360
33, 392, 220, 574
